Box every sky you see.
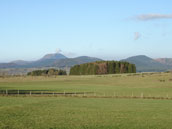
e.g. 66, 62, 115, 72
0, 0, 172, 62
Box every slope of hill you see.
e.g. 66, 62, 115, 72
52, 56, 103, 68
0, 63, 19, 69
155, 58, 172, 66
10, 60, 31, 65
122, 55, 170, 72
40, 53, 67, 60
19, 53, 67, 68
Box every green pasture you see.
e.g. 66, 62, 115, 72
1, 97, 172, 129
0, 72, 172, 97
1, 72, 172, 129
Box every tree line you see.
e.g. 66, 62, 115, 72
70, 61, 136, 75
27, 69, 67, 76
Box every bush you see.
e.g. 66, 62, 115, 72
27, 69, 67, 76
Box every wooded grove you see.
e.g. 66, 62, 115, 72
70, 61, 136, 75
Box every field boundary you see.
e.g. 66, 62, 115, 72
0, 90, 172, 100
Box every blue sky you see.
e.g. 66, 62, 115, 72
0, 0, 172, 62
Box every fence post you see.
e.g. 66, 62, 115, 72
53, 92, 54, 96
141, 93, 143, 98
30, 91, 32, 96
131, 92, 134, 98
94, 92, 96, 97
64, 90, 65, 96
149, 94, 151, 98
166, 94, 169, 98
18, 90, 19, 96
6, 89, 8, 95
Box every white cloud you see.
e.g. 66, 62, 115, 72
134, 32, 141, 40
63, 52, 77, 58
135, 13, 172, 21
56, 48, 62, 53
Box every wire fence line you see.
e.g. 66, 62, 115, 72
0, 90, 93, 96
0, 89, 172, 100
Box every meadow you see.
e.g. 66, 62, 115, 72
1, 72, 172, 129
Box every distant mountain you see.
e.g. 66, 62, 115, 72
40, 53, 67, 60
0, 53, 102, 69
52, 56, 103, 67
0, 63, 19, 69
122, 55, 171, 72
155, 58, 172, 66
2, 53, 172, 73
10, 60, 31, 65
23, 53, 67, 68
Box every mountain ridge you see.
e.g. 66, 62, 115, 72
155, 58, 172, 66
0, 53, 102, 69
121, 55, 171, 72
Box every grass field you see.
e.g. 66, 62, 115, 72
1, 72, 172, 129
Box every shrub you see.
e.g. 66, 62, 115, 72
27, 69, 67, 76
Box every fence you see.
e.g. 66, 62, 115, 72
0, 90, 93, 96
0, 89, 172, 100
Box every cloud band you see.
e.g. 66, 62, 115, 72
136, 13, 172, 21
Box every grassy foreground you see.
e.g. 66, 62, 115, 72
1, 97, 172, 129
0, 72, 172, 129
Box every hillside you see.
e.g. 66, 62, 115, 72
122, 55, 170, 72
40, 53, 67, 60
0, 63, 19, 69
52, 56, 102, 68
155, 58, 172, 66
10, 60, 31, 65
